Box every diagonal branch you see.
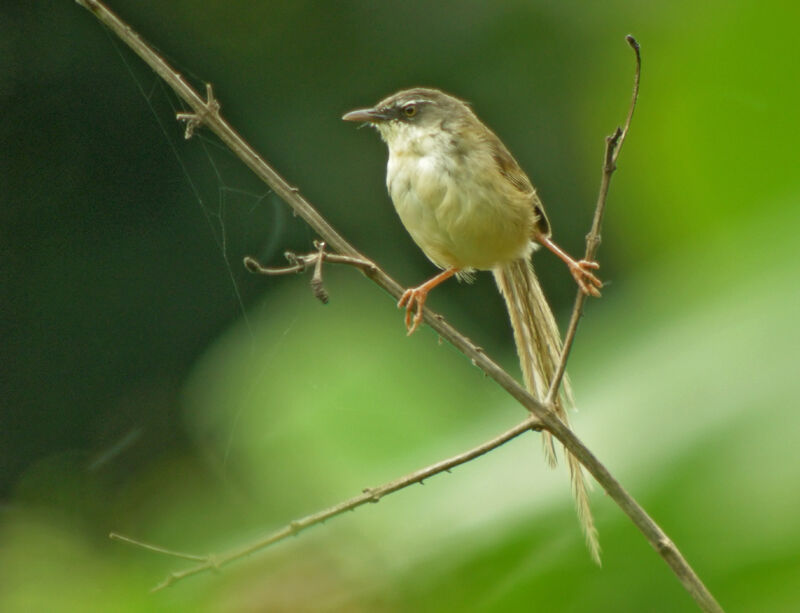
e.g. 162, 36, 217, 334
75, 3, 723, 611
73, 0, 552, 425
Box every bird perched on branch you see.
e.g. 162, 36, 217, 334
344, 87, 602, 563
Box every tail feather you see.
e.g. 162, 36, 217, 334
494, 258, 600, 565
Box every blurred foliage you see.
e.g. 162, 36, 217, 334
2, 0, 799, 611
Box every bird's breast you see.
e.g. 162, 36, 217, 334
386, 145, 533, 271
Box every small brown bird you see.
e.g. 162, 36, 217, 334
343, 87, 602, 563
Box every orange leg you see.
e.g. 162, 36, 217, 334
397, 268, 459, 335
535, 233, 603, 297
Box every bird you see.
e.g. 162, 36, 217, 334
343, 87, 602, 563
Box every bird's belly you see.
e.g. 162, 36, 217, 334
388, 155, 532, 270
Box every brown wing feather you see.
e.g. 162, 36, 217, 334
488, 135, 551, 237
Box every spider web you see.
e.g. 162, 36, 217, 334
106, 32, 309, 465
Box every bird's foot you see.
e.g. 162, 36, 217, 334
397, 286, 428, 335
568, 259, 602, 297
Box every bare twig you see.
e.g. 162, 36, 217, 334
75, 3, 722, 611
310, 240, 329, 303
244, 242, 377, 303
243, 255, 306, 276
244, 250, 377, 277
109, 532, 208, 563
546, 35, 641, 405
142, 418, 539, 591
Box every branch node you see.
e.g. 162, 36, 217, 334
657, 536, 676, 554
176, 83, 220, 139
151, 572, 178, 592
362, 488, 381, 503
586, 233, 602, 251
604, 127, 623, 172
246, 243, 380, 301
284, 251, 302, 269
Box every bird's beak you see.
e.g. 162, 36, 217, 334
342, 107, 389, 123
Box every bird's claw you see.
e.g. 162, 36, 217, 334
398, 287, 427, 335
569, 259, 603, 297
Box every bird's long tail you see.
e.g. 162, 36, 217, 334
493, 257, 600, 564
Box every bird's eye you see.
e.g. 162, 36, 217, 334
402, 104, 417, 118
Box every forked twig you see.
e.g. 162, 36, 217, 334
75, 3, 722, 610
244, 240, 377, 304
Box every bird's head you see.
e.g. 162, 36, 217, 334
343, 87, 473, 150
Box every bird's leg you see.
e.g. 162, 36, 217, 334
535, 233, 603, 297
397, 268, 459, 335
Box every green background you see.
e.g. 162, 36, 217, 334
2, 1, 799, 611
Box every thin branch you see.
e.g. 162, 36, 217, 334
244, 241, 378, 303
546, 34, 641, 405
75, 4, 723, 612
109, 532, 208, 563
141, 418, 539, 591
243, 255, 307, 276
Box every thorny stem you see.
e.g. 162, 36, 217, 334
75, 4, 722, 611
